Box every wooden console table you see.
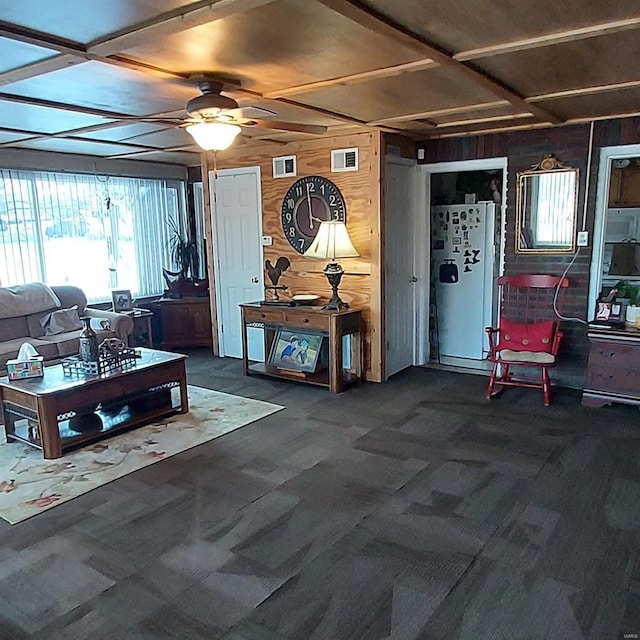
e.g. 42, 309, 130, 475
240, 303, 364, 393
582, 325, 640, 407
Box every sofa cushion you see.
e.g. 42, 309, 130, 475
0, 283, 60, 319
0, 337, 60, 369
40, 306, 83, 335
0, 316, 30, 342
38, 327, 115, 357
51, 286, 87, 313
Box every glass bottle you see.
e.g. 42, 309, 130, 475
79, 316, 99, 363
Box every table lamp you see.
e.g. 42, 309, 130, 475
303, 220, 359, 310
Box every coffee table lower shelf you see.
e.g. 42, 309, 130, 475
5, 387, 177, 455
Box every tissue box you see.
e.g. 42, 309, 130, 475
7, 357, 44, 380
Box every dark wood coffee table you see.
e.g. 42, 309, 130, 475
0, 348, 188, 459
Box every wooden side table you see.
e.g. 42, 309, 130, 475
123, 308, 154, 348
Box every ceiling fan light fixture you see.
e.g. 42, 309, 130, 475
186, 122, 241, 150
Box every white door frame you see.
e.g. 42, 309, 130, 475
418, 157, 508, 366
588, 143, 640, 317
209, 166, 264, 358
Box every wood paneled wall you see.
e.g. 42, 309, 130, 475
201, 132, 384, 382
417, 117, 640, 376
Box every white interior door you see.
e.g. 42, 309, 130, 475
210, 167, 264, 360
385, 156, 416, 377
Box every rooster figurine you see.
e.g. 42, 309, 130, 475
264, 256, 291, 300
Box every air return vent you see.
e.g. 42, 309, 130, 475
331, 147, 359, 172
272, 155, 296, 178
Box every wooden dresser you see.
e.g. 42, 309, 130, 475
582, 325, 640, 407
152, 297, 212, 350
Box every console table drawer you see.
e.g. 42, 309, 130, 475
283, 310, 329, 330
242, 307, 285, 324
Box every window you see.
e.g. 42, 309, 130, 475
0, 169, 185, 302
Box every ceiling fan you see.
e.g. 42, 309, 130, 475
141, 75, 328, 150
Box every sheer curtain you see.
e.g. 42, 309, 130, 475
0, 169, 182, 302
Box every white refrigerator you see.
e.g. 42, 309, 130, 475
431, 202, 497, 365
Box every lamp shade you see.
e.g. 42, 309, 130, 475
304, 220, 359, 261
186, 122, 241, 150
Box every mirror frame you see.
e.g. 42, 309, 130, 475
515, 154, 579, 254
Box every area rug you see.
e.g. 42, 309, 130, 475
0, 385, 283, 524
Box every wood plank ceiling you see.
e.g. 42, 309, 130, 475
0, 0, 638, 165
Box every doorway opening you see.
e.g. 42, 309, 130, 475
420, 158, 507, 373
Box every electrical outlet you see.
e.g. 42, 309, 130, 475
577, 231, 589, 247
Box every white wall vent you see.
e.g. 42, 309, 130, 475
331, 147, 359, 172
272, 155, 296, 178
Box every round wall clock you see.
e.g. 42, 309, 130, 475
280, 175, 346, 254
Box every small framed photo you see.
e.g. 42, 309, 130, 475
112, 289, 133, 312
268, 330, 324, 373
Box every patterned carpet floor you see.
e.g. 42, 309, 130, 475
0, 385, 283, 524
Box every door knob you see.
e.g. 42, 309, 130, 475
251, 277, 259, 283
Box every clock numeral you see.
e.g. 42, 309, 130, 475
320, 184, 326, 194
308, 182, 315, 192
289, 227, 296, 238
295, 186, 303, 197
298, 238, 305, 250
332, 209, 341, 220
328, 194, 336, 205
287, 198, 295, 209
284, 212, 292, 223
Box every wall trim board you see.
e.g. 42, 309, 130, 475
369, 131, 384, 382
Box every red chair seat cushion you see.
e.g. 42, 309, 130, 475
497, 318, 555, 353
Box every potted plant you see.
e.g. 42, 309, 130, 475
613, 279, 640, 325
164, 218, 207, 298
167, 217, 200, 279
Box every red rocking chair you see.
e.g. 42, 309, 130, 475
485, 274, 569, 406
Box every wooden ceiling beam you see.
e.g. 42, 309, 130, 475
315, 0, 562, 125
0, 20, 86, 55
264, 58, 437, 98
367, 101, 510, 125
528, 79, 640, 103
0, 55, 84, 87
87, 0, 279, 56
455, 17, 640, 62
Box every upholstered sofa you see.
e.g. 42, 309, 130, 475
0, 283, 134, 370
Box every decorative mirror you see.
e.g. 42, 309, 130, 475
516, 155, 579, 254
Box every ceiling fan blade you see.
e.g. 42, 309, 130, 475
250, 119, 327, 135
224, 106, 277, 120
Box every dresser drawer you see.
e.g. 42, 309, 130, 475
586, 365, 640, 395
588, 339, 640, 371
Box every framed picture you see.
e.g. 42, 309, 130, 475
268, 330, 324, 373
112, 289, 133, 312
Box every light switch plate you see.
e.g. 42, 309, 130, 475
577, 231, 589, 246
